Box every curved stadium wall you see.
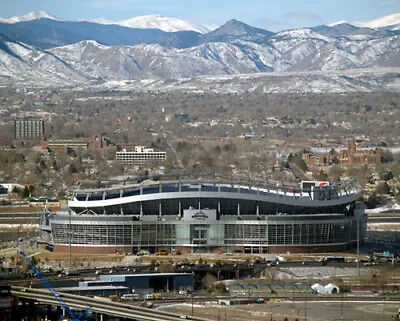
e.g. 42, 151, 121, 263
39, 174, 367, 254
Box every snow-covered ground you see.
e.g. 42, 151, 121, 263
0, 224, 38, 229
276, 266, 366, 279
365, 203, 400, 214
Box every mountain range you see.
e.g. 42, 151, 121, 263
0, 11, 216, 34
0, 11, 399, 91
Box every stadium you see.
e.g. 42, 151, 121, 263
39, 173, 366, 254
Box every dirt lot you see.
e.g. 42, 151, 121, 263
160, 300, 400, 321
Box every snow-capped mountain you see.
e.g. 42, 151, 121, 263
84, 14, 217, 34
330, 13, 400, 30
0, 14, 399, 90
199, 19, 274, 44
0, 11, 58, 24
45, 31, 400, 79
0, 11, 216, 34
0, 34, 87, 87
354, 13, 400, 29
116, 15, 216, 34
311, 23, 393, 39
85, 18, 115, 25
328, 20, 348, 27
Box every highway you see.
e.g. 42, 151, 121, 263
11, 286, 213, 321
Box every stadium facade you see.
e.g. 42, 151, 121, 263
39, 174, 366, 254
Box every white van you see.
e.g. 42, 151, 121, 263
144, 293, 154, 300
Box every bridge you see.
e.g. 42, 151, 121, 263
12, 286, 213, 321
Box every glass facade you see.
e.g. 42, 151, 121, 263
39, 177, 365, 253
43, 214, 367, 250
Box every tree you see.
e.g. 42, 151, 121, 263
52, 160, 59, 171
69, 163, 78, 174
376, 182, 390, 195
364, 192, 379, 209
203, 273, 217, 291
329, 165, 344, 181
159, 263, 175, 273
380, 171, 394, 181
315, 170, 328, 181
289, 153, 308, 172
381, 150, 394, 163
22, 186, 30, 198
215, 282, 227, 294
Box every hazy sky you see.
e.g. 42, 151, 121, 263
0, 0, 399, 31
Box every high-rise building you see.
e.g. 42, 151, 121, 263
14, 119, 44, 139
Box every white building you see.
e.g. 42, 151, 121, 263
116, 147, 166, 165
311, 283, 340, 294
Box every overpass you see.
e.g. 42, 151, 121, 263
12, 286, 212, 321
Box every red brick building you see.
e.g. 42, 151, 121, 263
339, 138, 383, 165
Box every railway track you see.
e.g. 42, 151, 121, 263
12, 286, 213, 321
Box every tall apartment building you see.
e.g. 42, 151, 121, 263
14, 119, 44, 139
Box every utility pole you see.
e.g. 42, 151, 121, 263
69, 210, 72, 269
304, 293, 307, 321
357, 216, 360, 277
191, 294, 194, 317
341, 292, 344, 320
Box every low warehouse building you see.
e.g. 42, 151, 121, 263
99, 273, 194, 294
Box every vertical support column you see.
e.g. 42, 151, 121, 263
283, 222, 286, 247
47, 304, 51, 319
106, 222, 109, 246
299, 223, 302, 245
56, 306, 62, 320
155, 220, 158, 250
131, 219, 134, 250
292, 222, 294, 245
179, 201, 182, 218
313, 223, 316, 244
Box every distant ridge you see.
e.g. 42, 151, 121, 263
329, 13, 400, 30
0, 11, 59, 24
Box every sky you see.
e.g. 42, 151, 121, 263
0, 0, 399, 31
